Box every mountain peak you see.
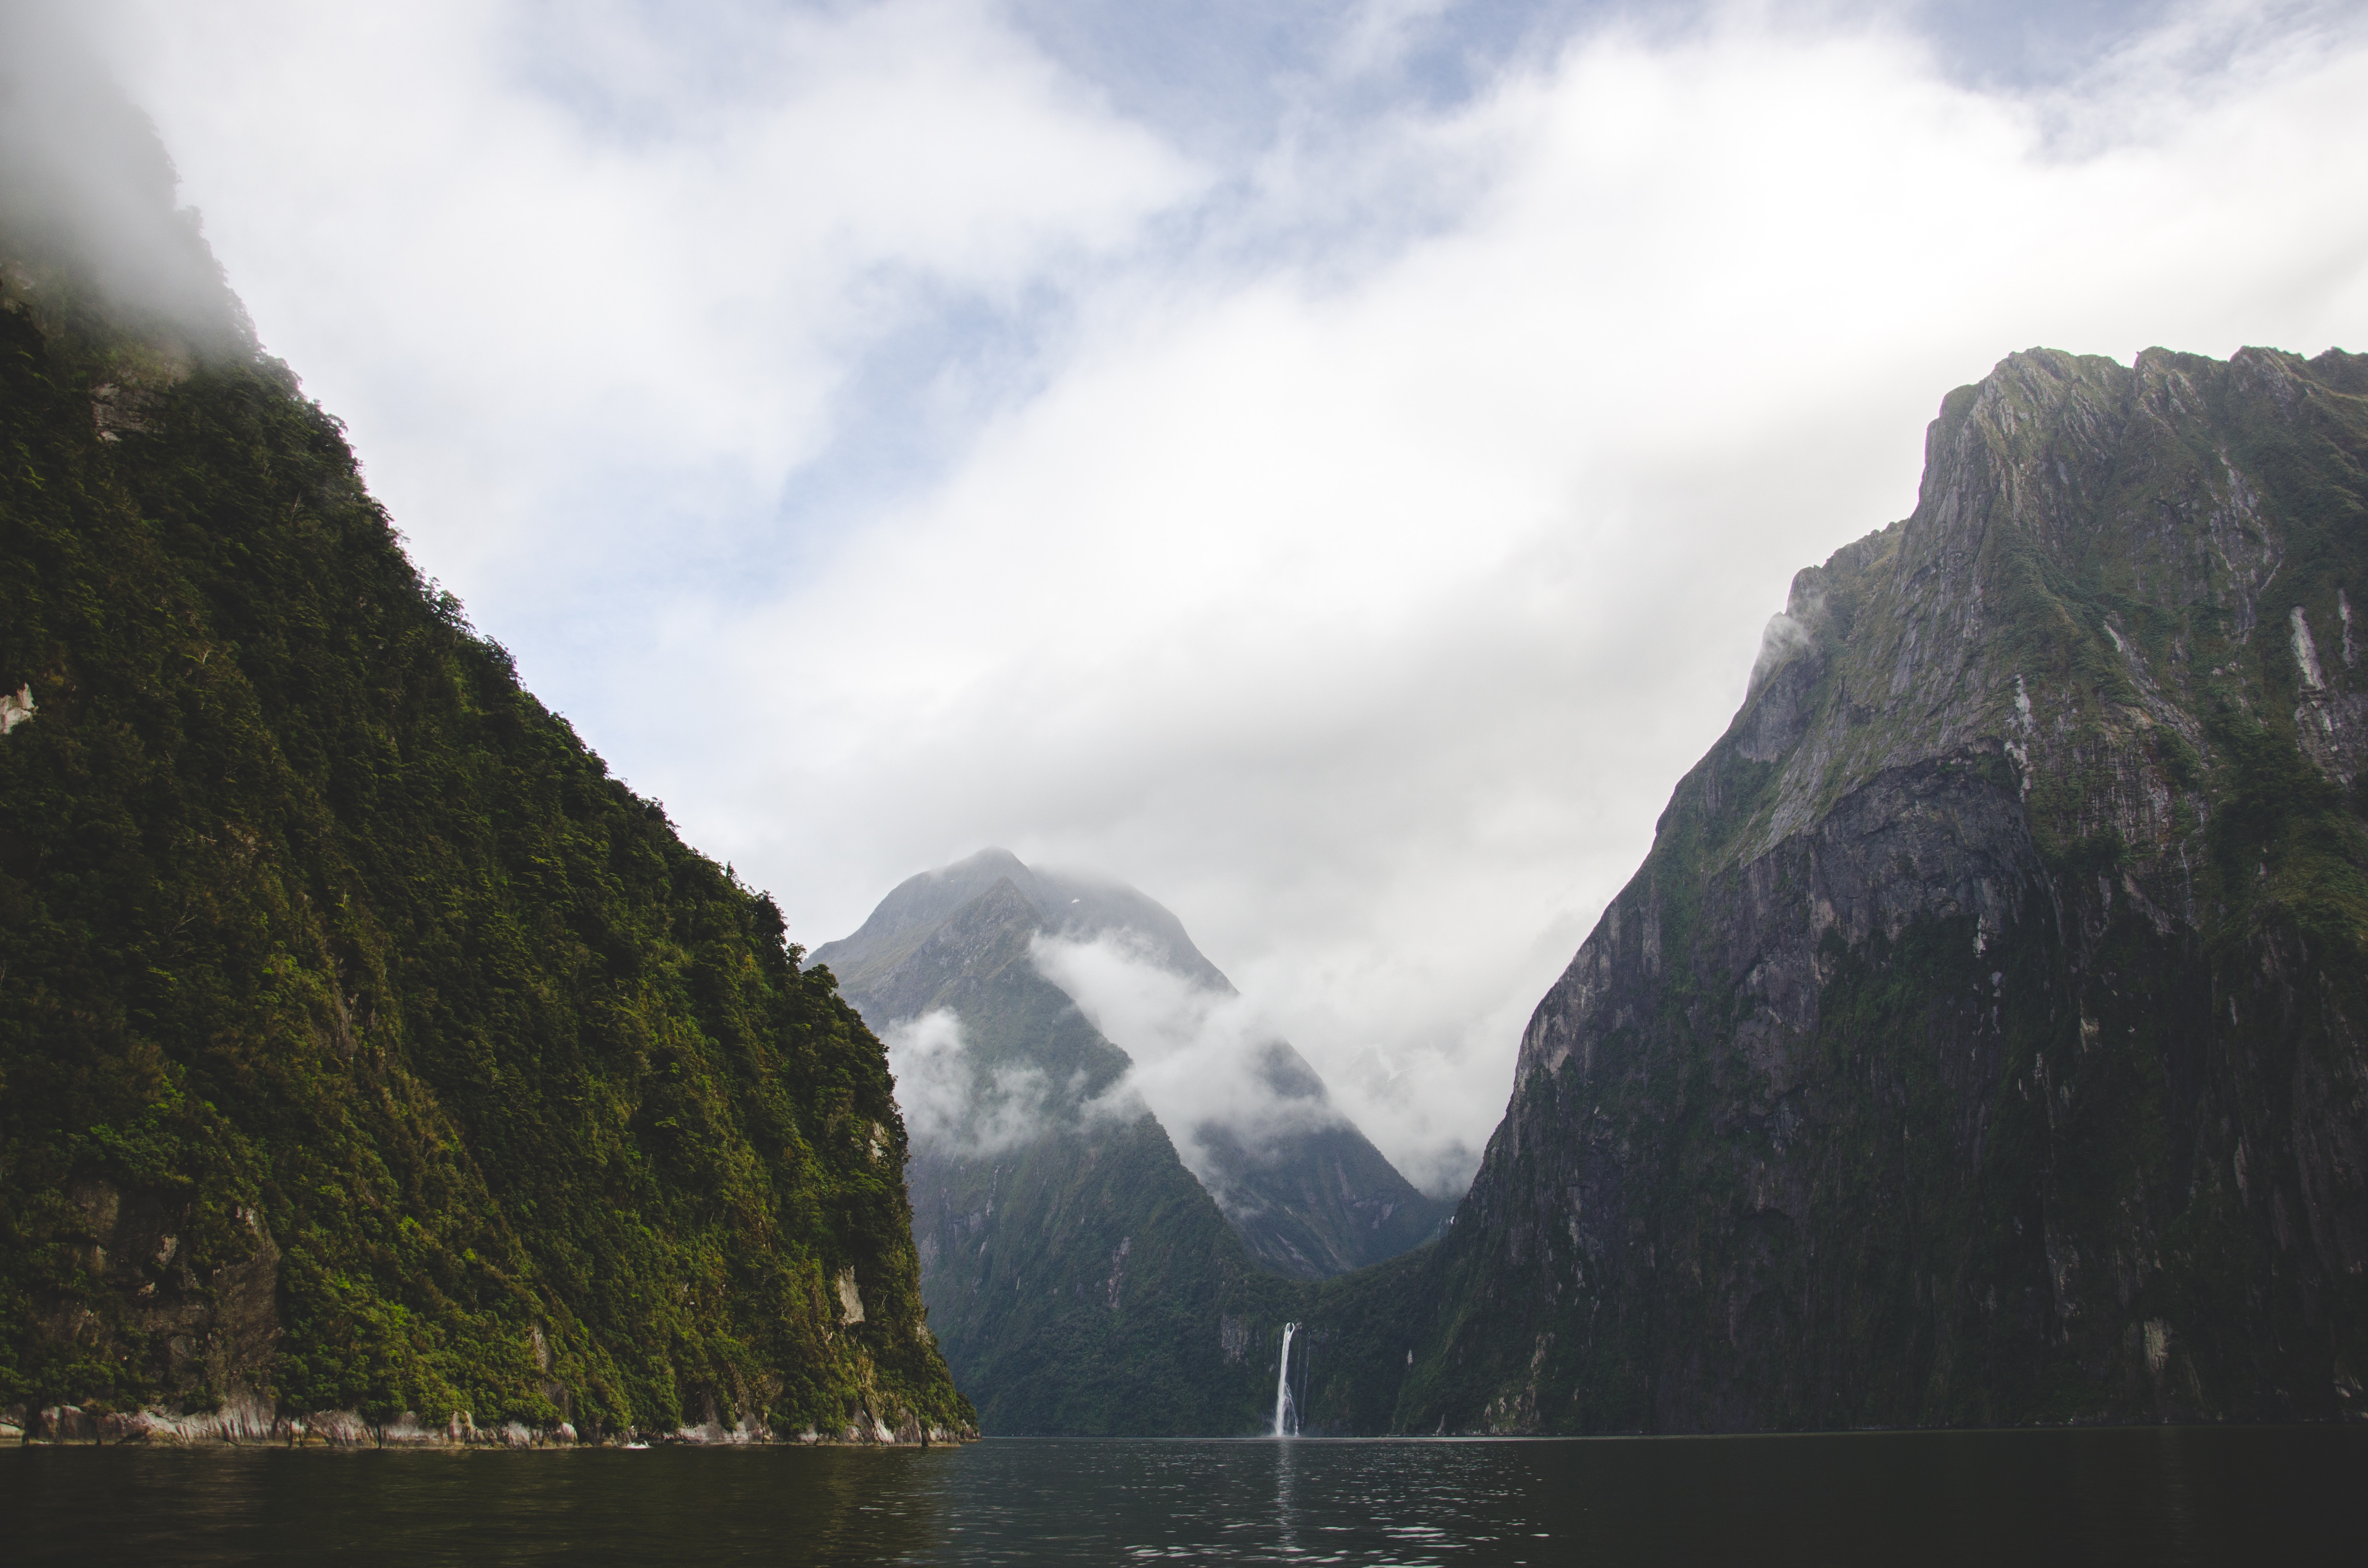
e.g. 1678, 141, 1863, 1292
812, 848, 1228, 993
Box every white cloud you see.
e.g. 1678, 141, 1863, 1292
707, 9, 2368, 1190
883, 1008, 1052, 1157
92, 0, 1199, 614
76, 0, 2368, 1196
1033, 931, 1352, 1203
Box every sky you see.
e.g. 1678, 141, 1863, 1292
52, 0, 2368, 1195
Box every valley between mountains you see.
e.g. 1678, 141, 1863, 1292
4, 68, 2364, 1445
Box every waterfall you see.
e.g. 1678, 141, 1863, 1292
1272, 1323, 1298, 1438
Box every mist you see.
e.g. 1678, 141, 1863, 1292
1035, 931, 1382, 1209
883, 1008, 1056, 1159
0, 4, 246, 349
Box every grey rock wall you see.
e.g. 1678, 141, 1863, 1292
1305, 345, 2368, 1434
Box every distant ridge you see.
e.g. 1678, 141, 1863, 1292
815, 847, 1227, 992
816, 849, 1451, 1278
815, 850, 1450, 1432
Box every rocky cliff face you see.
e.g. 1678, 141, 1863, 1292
1305, 345, 2368, 1433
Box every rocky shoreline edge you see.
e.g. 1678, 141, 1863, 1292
3, 1400, 974, 1448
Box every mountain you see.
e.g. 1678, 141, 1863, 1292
820, 871, 1274, 1433
816, 847, 1227, 994
0, 61, 968, 1446
809, 849, 1447, 1431
1297, 344, 2368, 1433
815, 849, 1451, 1277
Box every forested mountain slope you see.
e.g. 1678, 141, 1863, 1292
1300, 345, 2368, 1433
0, 74, 968, 1445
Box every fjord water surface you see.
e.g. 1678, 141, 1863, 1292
10, 1427, 2363, 1565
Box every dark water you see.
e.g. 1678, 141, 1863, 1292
6, 1427, 2363, 1565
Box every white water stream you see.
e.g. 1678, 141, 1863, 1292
1272, 1323, 1298, 1438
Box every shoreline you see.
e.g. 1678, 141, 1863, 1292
3, 1403, 975, 1449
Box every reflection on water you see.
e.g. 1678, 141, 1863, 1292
1276, 1436, 1298, 1559
8, 1426, 2364, 1566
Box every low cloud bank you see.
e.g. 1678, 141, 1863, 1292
0, 7, 249, 348
1032, 931, 1357, 1210
883, 1008, 1051, 1159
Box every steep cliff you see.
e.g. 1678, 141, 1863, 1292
0, 68, 969, 1445
1304, 345, 2368, 1433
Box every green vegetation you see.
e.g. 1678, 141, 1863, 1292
0, 229, 967, 1439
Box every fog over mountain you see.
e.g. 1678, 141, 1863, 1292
807, 850, 1445, 1430
0, 5, 244, 347
814, 848, 1455, 1254
53, 0, 2368, 1197
822, 844, 1473, 1197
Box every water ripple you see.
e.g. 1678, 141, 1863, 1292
8, 1426, 2364, 1566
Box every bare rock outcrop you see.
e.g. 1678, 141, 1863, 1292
1312, 345, 2368, 1434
